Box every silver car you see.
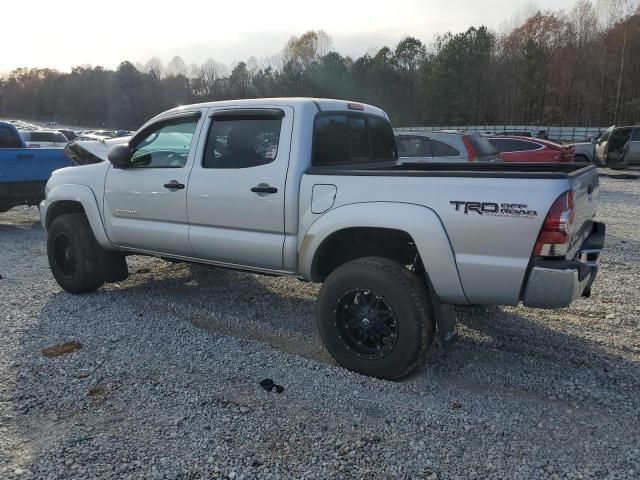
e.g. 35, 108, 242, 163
572, 125, 640, 168
396, 131, 500, 163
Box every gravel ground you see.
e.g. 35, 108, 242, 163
0, 176, 639, 479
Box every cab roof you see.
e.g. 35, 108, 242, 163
162, 97, 387, 118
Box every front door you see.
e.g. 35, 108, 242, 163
103, 111, 204, 255
187, 106, 293, 270
606, 127, 632, 166
595, 127, 612, 164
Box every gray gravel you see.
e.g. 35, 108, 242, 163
1, 176, 639, 479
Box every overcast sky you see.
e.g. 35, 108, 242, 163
4, 0, 580, 73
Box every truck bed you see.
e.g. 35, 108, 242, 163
301, 161, 599, 306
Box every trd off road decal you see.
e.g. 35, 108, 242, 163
450, 201, 537, 218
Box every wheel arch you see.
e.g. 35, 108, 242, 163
43, 184, 113, 250
299, 202, 468, 304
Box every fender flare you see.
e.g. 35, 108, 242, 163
299, 202, 468, 305
43, 184, 113, 250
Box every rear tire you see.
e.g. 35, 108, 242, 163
47, 213, 106, 293
316, 257, 434, 380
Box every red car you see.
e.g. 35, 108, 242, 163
487, 136, 575, 162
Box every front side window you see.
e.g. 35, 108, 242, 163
203, 116, 282, 169
632, 129, 640, 141
313, 113, 397, 166
130, 116, 199, 168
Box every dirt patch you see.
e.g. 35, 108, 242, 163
41, 341, 82, 358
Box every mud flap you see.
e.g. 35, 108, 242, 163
428, 280, 458, 347
99, 250, 128, 283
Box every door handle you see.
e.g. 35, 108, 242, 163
251, 184, 278, 194
163, 181, 185, 190
17, 154, 34, 160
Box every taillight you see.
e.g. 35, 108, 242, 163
533, 190, 575, 257
462, 136, 476, 161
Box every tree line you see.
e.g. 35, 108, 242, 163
1, 0, 639, 130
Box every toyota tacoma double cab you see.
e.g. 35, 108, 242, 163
40, 98, 605, 379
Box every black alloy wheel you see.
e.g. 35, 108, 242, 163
334, 289, 398, 359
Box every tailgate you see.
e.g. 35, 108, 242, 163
567, 165, 599, 258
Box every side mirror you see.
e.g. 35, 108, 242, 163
107, 144, 132, 167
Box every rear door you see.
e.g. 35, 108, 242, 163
186, 106, 294, 270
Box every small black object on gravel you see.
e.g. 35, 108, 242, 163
259, 378, 284, 393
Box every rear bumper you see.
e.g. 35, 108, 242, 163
523, 221, 605, 309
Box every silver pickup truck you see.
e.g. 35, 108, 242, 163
40, 98, 605, 379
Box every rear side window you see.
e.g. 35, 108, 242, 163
431, 139, 460, 157
203, 115, 282, 169
489, 138, 540, 152
313, 113, 397, 165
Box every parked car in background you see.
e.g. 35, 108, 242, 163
396, 131, 500, 163
75, 133, 113, 142
594, 125, 640, 168
570, 140, 598, 164
114, 130, 134, 137
487, 136, 575, 163
58, 129, 78, 142
0, 121, 72, 212
19, 130, 69, 149
570, 125, 640, 168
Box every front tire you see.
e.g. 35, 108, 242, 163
47, 213, 106, 293
316, 257, 434, 380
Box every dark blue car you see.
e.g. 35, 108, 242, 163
0, 121, 72, 212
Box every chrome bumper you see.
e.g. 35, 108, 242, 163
523, 222, 605, 309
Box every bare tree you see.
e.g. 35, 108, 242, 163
143, 57, 164, 79
166, 56, 188, 77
